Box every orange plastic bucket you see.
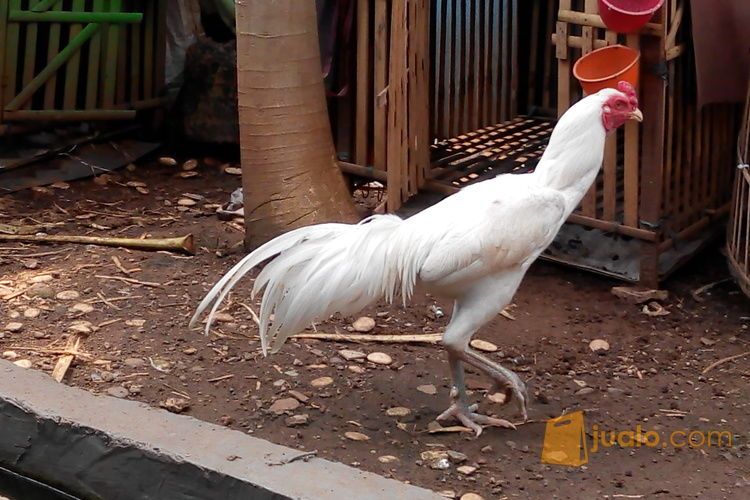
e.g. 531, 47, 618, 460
573, 44, 640, 95
598, 0, 665, 34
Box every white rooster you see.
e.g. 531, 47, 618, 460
192, 82, 642, 435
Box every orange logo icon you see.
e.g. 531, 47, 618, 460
541, 411, 589, 466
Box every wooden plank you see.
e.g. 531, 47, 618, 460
527, 0, 540, 111
555, 23, 570, 116
130, 13, 142, 103
442, 0, 453, 138
142, 0, 154, 98
43, 2, 62, 109
86, 0, 105, 109
408, 0, 418, 195
453, 0, 463, 134
490, 0, 500, 123
101, 0, 122, 108
500, 0, 509, 121
481, 0, 490, 125
579, 0, 597, 218
623, 34, 641, 227
22, 5, 39, 109
355, 0, 369, 166
387, 0, 408, 210
416, 0, 430, 187
373, 0, 388, 175
63, 0, 85, 109
472, 0, 481, 131
509, 0, 518, 119
542, 2, 555, 110
154, 0, 167, 93
116, 14, 128, 104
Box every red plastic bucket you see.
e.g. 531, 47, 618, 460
573, 44, 640, 95
598, 0, 665, 33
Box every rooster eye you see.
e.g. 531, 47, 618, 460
615, 100, 626, 110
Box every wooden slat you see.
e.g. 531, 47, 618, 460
0, 0, 13, 115
490, 0, 500, 124
44, 1, 62, 109
142, 0, 154, 98
355, 0, 369, 166
623, 33, 640, 227
509, 0, 518, 119
373, 0, 388, 174
499, 0, 509, 121
22, 3, 39, 108
101, 0, 122, 108
387, 0, 407, 209
86, 0, 105, 109
63, 0, 85, 109
579, 0, 597, 218
130, 13, 142, 103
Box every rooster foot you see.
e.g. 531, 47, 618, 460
437, 401, 516, 437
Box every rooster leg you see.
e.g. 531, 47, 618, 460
462, 349, 529, 421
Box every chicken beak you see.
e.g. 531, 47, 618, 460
628, 108, 644, 122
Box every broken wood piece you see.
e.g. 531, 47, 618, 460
291, 332, 442, 344
702, 351, 750, 375
611, 286, 669, 305
207, 374, 235, 383
95, 275, 162, 288
51, 334, 84, 383
111, 255, 140, 275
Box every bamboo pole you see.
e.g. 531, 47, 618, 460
0, 234, 195, 255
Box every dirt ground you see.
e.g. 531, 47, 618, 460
1, 158, 749, 500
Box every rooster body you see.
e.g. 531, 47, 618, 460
192, 83, 642, 435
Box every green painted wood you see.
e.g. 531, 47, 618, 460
21, 7, 38, 108
44, 2, 63, 108
85, 0, 104, 110
3, 1, 21, 109
63, 0, 85, 109
31, 0, 61, 13
142, 0, 154, 98
131, 14, 141, 102
6, 22, 100, 111
101, 0, 122, 108
9, 10, 142, 23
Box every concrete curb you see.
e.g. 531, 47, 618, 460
0, 360, 440, 500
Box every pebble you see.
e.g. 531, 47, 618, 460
13, 359, 32, 369
385, 407, 411, 417
223, 166, 242, 175
351, 316, 376, 333
68, 321, 93, 334
447, 450, 468, 463
2, 351, 19, 360
70, 302, 94, 314
311, 376, 334, 388
457, 465, 477, 475
182, 159, 198, 171
367, 352, 392, 365
56, 290, 80, 301
589, 339, 610, 354
460, 494, 485, 500
213, 312, 234, 323
183, 348, 198, 355
417, 384, 437, 395
177, 198, 197, 207
339, 349, 366, 361
487, 392, 507, 404
348, 365, 366, 374
344, 431, 370, 441
23, 307, 41, 319
431, 458, 451, 470
268, 397, 300, 414
607, 387, 625, 396
285, 414, 309, 427
124, 358, 146, 368
438, 491, 457, 499
33, 332, 47, 339
378, 455, 399, 464
576, 387, 595, 396
106, 387, 130, 398
288, 390, 309, 403
5, 322, 23, 333
573, 379, 587, 387
159, 397, 190, 413
27, 284, 55, 298
30, 275, 53, 283
470, 339, 498, 353
158, 156, 177, 166
126, 319, 146, 327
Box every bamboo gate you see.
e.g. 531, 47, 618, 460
0, 0, 167, 134
337, 0, 741, 285
728, 79, 750, 298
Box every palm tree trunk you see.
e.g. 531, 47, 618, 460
235, 0, 359, 248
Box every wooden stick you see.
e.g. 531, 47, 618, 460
702, 351, 750, 375
95, 275, 161, 288
0, 233, 195, 255
52, 334, 83, 382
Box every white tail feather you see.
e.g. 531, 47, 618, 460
190, 215, 417, 355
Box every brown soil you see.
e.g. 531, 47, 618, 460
1, 160, 748, 499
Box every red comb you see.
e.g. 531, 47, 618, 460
617, 81, 639, 106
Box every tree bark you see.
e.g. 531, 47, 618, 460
235, 0, 359, 248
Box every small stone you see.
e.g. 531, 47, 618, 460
447, 450, 468, 463
417, 384, 437, 395
311, 376, 334, 388
126, 163, 137, 172
576, 387, 595, 396
607, 387, 625, 396
457, 465, 477, 475
124, 358, 146, 368
213, 312, 234, 323
179, 171, 199, 179
470, 339, 498, 352
182, 159, 198, 171
68, 321, 92, 334
573, 379, 587, 388
126, 318, 146, 327
268, 397, 300, 414
106, 387, 130, 398
487, 392, 507, 404
339, 349, 366, 361
177, 198, 197, 207
367, 352, 392, 365
160, 397, 190, 413
56, 290, 80, 301
480, 445, 493, 453
700, 337, 717, 346
386, 407, 411, 417
5, 322, 23, 333
420, 450, 449, 462
183, 347, 198, 355
23, 307, 41, 319
589, 339, 610, 354
30, 274, 53, 283
13, 359, 32, 369
378, 455, 399, 464
20, 258, 39, 269
2, 351, 19, 360
285, 414, 309, 427
288, 390, 309, 403
430, 458, 451, 470
219, 415, 234, 426
438, 490, 457, 499
70, 303, 94, 314
223, 166, 242, 176
348, 365, 366, 374
344, 431, 370, 441
158, 156, 177, 166
460, 494, 485, 500
352, 316, 376, 332
128, 384, 143, 395
27, 284, 55, 298
33, 332, 47, 339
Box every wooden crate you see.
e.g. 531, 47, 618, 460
339, 0, 742, 285
728, 80, 750, 298
0, 0, 167, 133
